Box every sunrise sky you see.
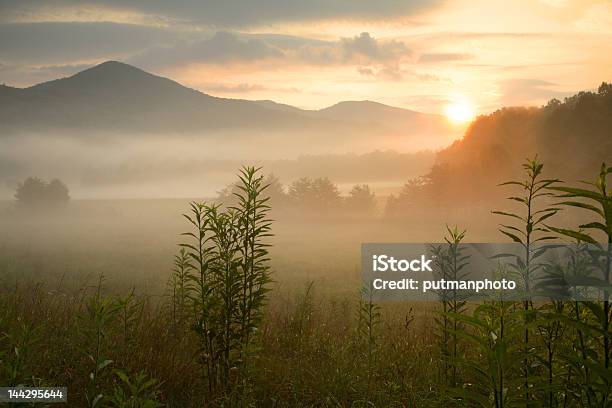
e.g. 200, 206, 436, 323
1, 0, 611, 116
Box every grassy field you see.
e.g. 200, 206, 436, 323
0, 162, 610, 407
0, 199, 445, 406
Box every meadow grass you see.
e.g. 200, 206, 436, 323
0, 162, 610, 407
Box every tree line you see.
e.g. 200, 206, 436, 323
217, 175, 377, 215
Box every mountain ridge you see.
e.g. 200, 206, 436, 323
0, 61, 458, 151
6, 61, 441, 118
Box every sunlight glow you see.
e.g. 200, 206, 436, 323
444, 99, 475, 124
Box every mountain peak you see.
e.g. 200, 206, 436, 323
322, 100, 384, 110
26, 60, 209, 104
318, 99, 425, 123
74, 60, 150, 78
29, 60, 162, 91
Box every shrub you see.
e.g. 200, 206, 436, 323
14, 177, 70, 209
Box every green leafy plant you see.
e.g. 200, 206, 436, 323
167, 248, 193, 326
432, 225, 469, 388
178, 166, 273, 397
232, 167, 273, 360
449, 272, 523, 408
0, 320, 38, 387
180, 202, 216, 392
107, 370, 163, 408
546, 162, 611, 406
80, 275, 120, 408
115, 288, 144, 353
356, 284, 381, 393
532, 296, 566, 408
493, 156, 560, 405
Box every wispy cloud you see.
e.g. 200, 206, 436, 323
498, 78, 570, 106
202, 83, 266, 93
0, 22, 173, 64
128, 31, 283, 69
418, 52, 473, 63
0, 0, 445, 27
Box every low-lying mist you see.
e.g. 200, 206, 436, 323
0, 131, 436, 199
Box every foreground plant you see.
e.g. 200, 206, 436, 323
167, 248, 193, 326
178, 166, 273, 397
80, 275, 120, 407
493, 156, 559, 405
432, 225, 468, 388
115, 288, 144, 353
547, 162, 611, 406
451, 295, 523, 408
356, 285, 381, 394
232, 167, 273, 361
107, 370, 163, 408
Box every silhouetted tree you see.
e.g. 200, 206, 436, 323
14, 177, 70, 209
288, 177, 341, 210
287, 177, 313, 204
384, 177, 426, 218
47, 179, 70, 204
598, 81, 611, 96
311, 177, 341, 209
346, 184, 376, 214
263, 174, 287, 206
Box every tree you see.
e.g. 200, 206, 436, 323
288, 177, 341, 210
46, 179, 70, 204
14, 177, 47, 206
287, 177, 313, 205
384, 178, 426, 218
14, 177, 70, 209
598, 81, 611, 96
262, 174, 287, 207
311, 177, 341, 209
346, 184, 376, 215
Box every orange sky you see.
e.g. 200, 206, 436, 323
1, 0, 611, 115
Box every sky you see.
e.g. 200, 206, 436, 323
1, 0, 611, 115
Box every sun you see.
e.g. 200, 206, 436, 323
444, 99, 475, 124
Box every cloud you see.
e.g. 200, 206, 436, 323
0, 62, 91, 86
203, 83, 266, 93
418, 52, 473, 63
0, 19, 412, 86
498, 78, 569, 106
341, 32, 410, 62
0, 0, 444, 27
0, 22, 172, 64
129, 31, 410, 70
356, 66, 404, 81
357, 67, 375, 76
287, 32, 410, 69
128, 31, 282, 69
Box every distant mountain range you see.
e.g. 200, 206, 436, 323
0, 61, 458, 151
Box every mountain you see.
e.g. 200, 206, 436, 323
0, 61, 328, 133
317, 100, 449, 134
0, 61, 458, 150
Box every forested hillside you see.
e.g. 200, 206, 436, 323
424, 83, 611, 208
